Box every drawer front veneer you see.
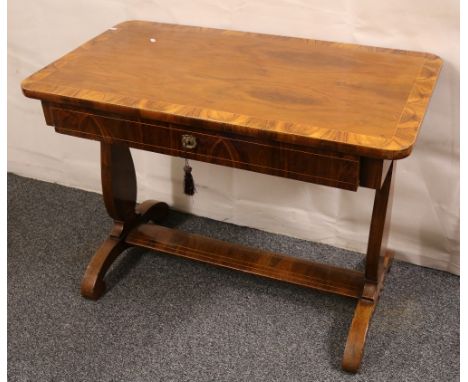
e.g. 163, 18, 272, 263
44, 104, 360, 191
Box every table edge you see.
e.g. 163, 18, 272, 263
20, 20, 444, 160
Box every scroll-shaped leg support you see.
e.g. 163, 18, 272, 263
342, 162, 395, 373
80, 236, 128, 300
342, 250, 394, 372
81, 142, 169, 300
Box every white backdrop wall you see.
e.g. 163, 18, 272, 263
8, 0, 460, 274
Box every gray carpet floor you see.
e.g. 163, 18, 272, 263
8, 173, 459, 381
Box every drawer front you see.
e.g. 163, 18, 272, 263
45, 104, 360, 190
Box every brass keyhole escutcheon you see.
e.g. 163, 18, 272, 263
181, 134, 197, 149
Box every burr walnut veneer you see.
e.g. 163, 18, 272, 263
22, 21, 442, 373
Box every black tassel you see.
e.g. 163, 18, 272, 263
183, 159, 196, 196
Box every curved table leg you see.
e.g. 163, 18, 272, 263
342, 250, 394, 373
342, 162, 396, 372
80, 200, 170, 301
81, 142, 170, 300
81, 235, 128, 300
342, 299, 375, 373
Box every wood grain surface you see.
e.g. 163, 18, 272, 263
45, 103, 361, 190
342, 250, 395, 373
22, 20, 442, 159
21, 20, 428, 372
125, 223, 365, 298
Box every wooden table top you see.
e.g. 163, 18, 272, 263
22, 20, 442, 159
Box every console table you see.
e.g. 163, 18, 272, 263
21, 21, 442, 373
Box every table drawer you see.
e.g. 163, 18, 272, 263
44, 104, 360, 190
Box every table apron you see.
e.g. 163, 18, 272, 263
42, 102, 370, 191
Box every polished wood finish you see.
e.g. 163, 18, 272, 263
365, 162, 395, 283
359, 158, 392, 189
101, 142, 137, 222
342, 250, 394, 373
339, 164, 395, 372
126, 223, 365, 298
22, 20, 442, 159
21, 20, 442, 373
81, 199, 169, 299
44, 102, 360, 190
81, 234, 128, 300
81, 142, 169, 300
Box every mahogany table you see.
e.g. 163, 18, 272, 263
21, 20, 442, 373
